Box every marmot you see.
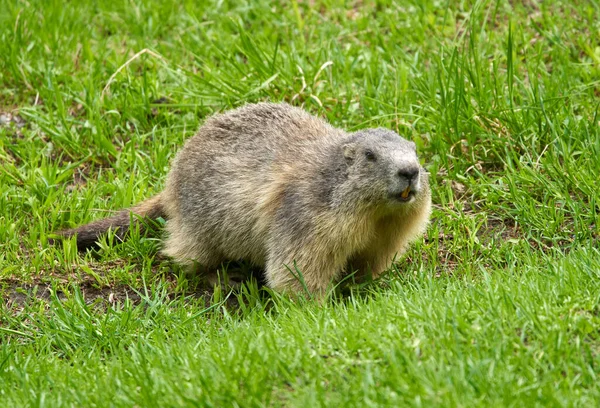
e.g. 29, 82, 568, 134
56, 103, 431, 296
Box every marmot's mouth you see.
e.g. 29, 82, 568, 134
391, 186, 416, 202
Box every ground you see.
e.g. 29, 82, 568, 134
1, 0, 600, 406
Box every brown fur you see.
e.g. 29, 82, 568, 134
56, 195, 164, 250
55, 103, 432, 297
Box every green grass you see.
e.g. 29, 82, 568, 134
1, 0, 599, 406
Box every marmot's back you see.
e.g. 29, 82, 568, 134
201, 102, 341, 148
166, 103, 341, 207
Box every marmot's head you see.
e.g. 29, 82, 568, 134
340, 128, 428, 210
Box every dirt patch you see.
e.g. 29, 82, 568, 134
64, 162, 92, 192
0, 111, 27, 130
3, 279, 143, 309
1, 274, 250, 314
0, 258, 269, 313
1, 110, 28, 166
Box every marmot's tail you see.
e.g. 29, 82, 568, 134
54, 194, 165, 251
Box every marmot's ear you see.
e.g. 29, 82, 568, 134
343, 143, 356, 164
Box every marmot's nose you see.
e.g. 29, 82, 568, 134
397, 167, 419, 184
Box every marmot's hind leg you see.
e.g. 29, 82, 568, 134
161, 223, 224, 274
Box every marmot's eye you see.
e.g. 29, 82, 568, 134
364, 150, 377, 161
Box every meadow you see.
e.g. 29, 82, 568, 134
1, 0, 599, 406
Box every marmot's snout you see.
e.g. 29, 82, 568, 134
390, 164, 421, 202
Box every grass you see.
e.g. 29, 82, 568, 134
1, 0, 599, 406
